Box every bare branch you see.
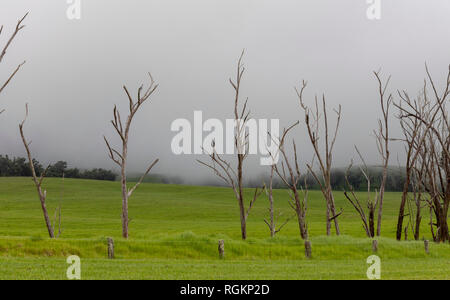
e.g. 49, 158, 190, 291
128, 159, 159, 197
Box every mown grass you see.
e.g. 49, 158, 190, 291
0, 177, 448, 279
1, 257, 448, 280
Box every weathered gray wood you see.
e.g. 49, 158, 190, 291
304, 240, 312, 259
424, 240, 429, 254
372, 239, 378, 252
218, 240, 225, 259
107, 237, 114, 259
104, 75, 159, 239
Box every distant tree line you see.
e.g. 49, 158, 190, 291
248, 166, 407, 192
0, 155, 116, 181
127, 173, 183, 185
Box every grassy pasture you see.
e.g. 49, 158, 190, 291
0, 177, 448, 280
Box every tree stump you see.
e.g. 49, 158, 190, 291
424, 240, 429, 254
372, 239, 378, 253
218, 240, 225, 259
304, 240, 312, 259
107, 237, 114, 259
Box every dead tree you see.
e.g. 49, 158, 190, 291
394, 92, 425, 241
343, 148, 378, 238
197, 51, 263, 240
19, 104, 54, 238
373, 70, 393, 236
263, 164, 292, 237
404, 134, 430, 241
296, 81, 341, 236
272, 122, 309, 239
395, 64, 449, 242
422, 131, 446, 242
0, 13, 28, 111
104, 73, 159, 239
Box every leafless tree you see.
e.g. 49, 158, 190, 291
263, 164, 293, 237
197, 51, 263, 240
421, 131, 446, 242
0, 13, 27, 108
344, 148, 378, 238
402, 118, 436, 241
373, 70, 393, 236
104, 73, 159, 239
296, 80, 341, 236
394, 91, 425, 241
272, 122, 309, 240
19, 104, 54, 238
394, 64, 449, 242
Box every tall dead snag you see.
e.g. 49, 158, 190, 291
373, 71, 392, 236
263, 164, 292, 237
272, 122, 309, 239
104, 73, 159, 239
395, 64, 450, 242
19, 104, 54, 238
198, 51, 263, 240
0, 13, 27, 103
394, 92, 425, 241
404, 125, 430, 241
296, 81, 341, 236
344, 148, 378, 238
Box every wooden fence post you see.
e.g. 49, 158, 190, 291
424, 240, 429, 254
218, 240, 225, 259
107, 237, 114, 259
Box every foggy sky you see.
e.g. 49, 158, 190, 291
1, 0, 449, 184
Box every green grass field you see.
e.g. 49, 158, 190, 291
0, 177, 448, 280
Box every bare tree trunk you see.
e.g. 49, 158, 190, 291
121, 167, 129, 239
237, 155, 247, 240
268, 166, 275, 237
104, 74, 159, 239
414, 203, 421, 241
325, 202, 331, 236
368, 207, 375, 238
304, 240, 312, 259
19, 104, 54, 238
442, 179, 450, 242
38, 186, 54, 238
344, 151, 377, 238
328, 190, 340, 235
272, 122, 309, 240
373, 71, 392, 237
394, 65, 449, 241
238, 196, 247, 240
264, 165, 291, 237
198, 51, 262, 241
372, 240, 378, 253
296, 82, 342, 236
437, 207, 449, 242
397, 178, 410, 241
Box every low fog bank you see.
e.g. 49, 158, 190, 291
1, 1, 449, 186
